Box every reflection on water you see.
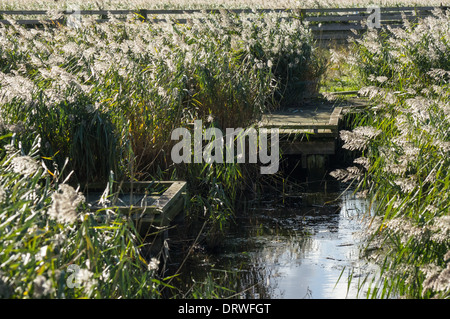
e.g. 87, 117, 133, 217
169, 189, 377, 299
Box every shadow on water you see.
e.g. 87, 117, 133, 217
166, 183, 378, 299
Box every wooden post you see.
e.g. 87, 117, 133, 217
139, 9, 148, 22
298, 8, 306, 25
101, 13, 108, 21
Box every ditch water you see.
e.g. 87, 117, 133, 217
167, 185, 378, 299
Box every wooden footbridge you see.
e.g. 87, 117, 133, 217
85, 180, 186, 229
84, 180, 187, 257
261, 102, 342, 166
1, 6, 447, 44
260, 97, 365, 178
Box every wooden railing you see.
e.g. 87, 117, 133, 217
0, 6, 447, 42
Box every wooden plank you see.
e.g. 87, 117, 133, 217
305, 12, 432, 23
84, 8, 291, 15
304, 6, 438, 13
310, 23, 364, 31
278, 129, 338, 137
154, 181, 186, 214
311, 22, 407, 39
379, 6, 438, 12
311, 21, 411, 32
385, 13, 429, 21
0, 6, 442, 16
119, 180, 175, 189
0, 10, 48, 15
314, 33, 360, 40
328, 107, 342, 126
152, 191, 185, 225
0, 19, 64, 25
136, 181, 186, 224
0, 9, 134, 15
0, 7, 442, 37
226, 8, 290, 14
304, 7, 370, 13
0, 8, 289, 16
305, 15, 367, 22
77, 10, 133, 15
261, 103, 341, 137
381, 12, 429, 19
2, 16, 426, 29
86, 181, 186, 227
262, 114, 331, 127
278, 128, 335, 134
265, 123, 335, 130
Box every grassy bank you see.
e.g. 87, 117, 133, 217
331, 9, 450, 298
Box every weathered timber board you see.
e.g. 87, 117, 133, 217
260, 101, 345, 163
86, 181, 186, 227
261, 103, 342, 136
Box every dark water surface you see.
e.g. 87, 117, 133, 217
168, 189, 377, 299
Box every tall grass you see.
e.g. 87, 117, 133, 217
0, 10, 322, 181
0, 134, 167, 298
0, 0, 447, 11
331, 9, 450, 298
0, 10, 324, 297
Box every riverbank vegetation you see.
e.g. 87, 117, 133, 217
0, 2, 449, 299
1, 0, 447, 10
0, 9, 324, 298
330, 9, 450, 298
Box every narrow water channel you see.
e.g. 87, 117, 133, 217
168, 186, 377, 299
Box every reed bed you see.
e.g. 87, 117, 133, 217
0, 9, 325, 298
0, 0, 446, 10
0, 10, 322, 179
331, 9, 450, 298
0, 135, 166, 298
